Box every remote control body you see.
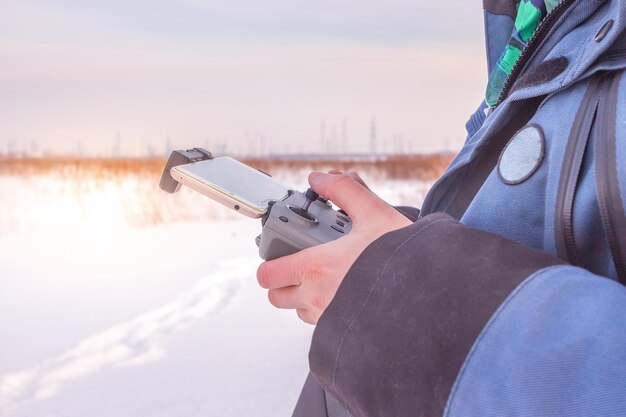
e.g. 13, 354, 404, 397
159, 148, 352, 261
257, 191, 352, 260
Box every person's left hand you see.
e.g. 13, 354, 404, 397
256, 171, 412, 324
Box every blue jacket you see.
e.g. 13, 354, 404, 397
293, 1, 626, 416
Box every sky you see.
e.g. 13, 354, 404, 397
0, 0, 487, 156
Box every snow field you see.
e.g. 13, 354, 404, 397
0, 170, 430, 416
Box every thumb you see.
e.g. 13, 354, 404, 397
308, 171, 384, 223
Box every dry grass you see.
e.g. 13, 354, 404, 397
0, 154, 454, 181
0, 157, 165, 179
245, 154, 453, 181
0, 154, 454, 232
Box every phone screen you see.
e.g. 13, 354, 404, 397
173, 157, 291, 214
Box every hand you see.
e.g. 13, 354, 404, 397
326, 169, 372, 191
256, 171, 412, 324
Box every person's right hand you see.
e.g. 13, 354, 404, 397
256, 171, 411, 324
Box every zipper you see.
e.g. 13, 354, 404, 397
554, 74, 608, 265
494, 0, 575, 108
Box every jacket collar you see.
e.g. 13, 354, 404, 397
481, 0, 625, 111
506, 0, 626, 104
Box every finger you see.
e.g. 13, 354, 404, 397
257, 252, 306, 289
257, 262, 299, 290
327, 169, 367, 188
296, 308, 317, 325
327, 169, 369, 189
268, 286, 303, 309
347, 171, 370, 190
308, 172, 384, 223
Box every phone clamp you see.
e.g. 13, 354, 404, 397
160, 148, 213, 193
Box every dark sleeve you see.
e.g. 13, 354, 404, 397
309, 212, 564, 417
394, 206, 420, 222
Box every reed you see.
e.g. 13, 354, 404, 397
0, 154, 452, 231
0, 154, 454, 181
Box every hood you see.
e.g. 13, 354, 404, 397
483, 0, 626, 75
482, 0, 626, 101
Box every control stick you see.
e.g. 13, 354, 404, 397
288, 187, 319, 222
302, 188, 319, 212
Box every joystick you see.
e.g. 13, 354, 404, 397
257, 188, 352, 260
302, 188, 319, 211
288, 188, 320, 222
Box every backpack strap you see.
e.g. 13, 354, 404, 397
444, 97, 543, 220
594, 70, 626, 284
555, 74, 607, 266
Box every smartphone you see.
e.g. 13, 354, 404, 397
170, 156, 292, 218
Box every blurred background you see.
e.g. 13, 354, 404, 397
0, 1, 486, 416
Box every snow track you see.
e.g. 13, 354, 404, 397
0, 171, 430, 416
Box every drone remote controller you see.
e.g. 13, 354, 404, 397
160, 148, 352, 260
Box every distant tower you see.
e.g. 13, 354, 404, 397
242, 131, 250, 157
8, 139, 17, 157
395, 134, 405, 155
145, 141, 156, 157
341, 118, 348, 154
259, 134, 267, 157
370, 116, 378, 156
113, 133, 122, 158
30, 139, 39, 157
320, 118, 327, 153
217, 141, 227, 155
330, 124, 337, 154
165, 135, 173, 157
